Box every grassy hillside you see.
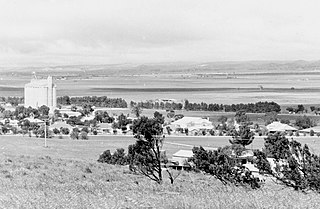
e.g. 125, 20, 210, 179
1, 155, 320, 209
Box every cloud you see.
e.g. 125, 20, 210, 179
1, 0, 320, 66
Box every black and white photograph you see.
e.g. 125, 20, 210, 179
1, 0, 320, 208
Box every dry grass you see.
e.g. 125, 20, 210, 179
1, 135, 320, 208
0, 155, 320, 208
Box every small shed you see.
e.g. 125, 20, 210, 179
172, 150, 193, 165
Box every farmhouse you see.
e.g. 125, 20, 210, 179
24, 76, 57, 110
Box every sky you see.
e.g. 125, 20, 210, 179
1, 0, 320, 67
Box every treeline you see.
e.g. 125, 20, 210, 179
0, 97, 24, 106
131, 100, 281, 113
130, 101, 183, 110
185, 100, 281, 113
57, 96, 127, 108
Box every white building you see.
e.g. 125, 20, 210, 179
24, 76, 57, 109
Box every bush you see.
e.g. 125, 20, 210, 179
70, 131, 79, 140
295, 131, 300, 137
81, 126, 89, 133
97, 148, 128, 165
310, 130, 315, 136
80, 131, 88, 140
93, 130, 98, 135
61, 128, 70, 135
53, 128, 60, 135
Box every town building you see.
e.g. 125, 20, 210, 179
24, 76, 57, 109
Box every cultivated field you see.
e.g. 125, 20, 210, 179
3, 62, 320, 104
1, 135, 320, 208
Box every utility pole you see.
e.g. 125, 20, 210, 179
43, 118, 49, 148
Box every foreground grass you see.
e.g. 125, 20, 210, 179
1, 155, 320, 209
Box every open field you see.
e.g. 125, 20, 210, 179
3, 62, 320, 104
1, 135, 320, 161
1, 138, 320, 208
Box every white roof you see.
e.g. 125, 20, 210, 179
172, 150, 194, 158
49, 121, 73, 130
189, 125, 214, 131
99, 123, 112, 129
266, 121, 297, 132
0, 119, 19, 124
24, 118, 44, 123
171, 117, 212, 129
81, 115, 95, 122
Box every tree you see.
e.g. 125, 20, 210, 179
190, 146, 260, 188
128, 112, 178, 184
38, 105, 50, 116
256, 133, 320, 192
235, 111, 251, 126
295, 115, 314, 129
129, 114, 164, 184
229, 126, 254, 147
217, 116, 228, 124
131, 105, 142, 118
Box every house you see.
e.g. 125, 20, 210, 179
24, 117, 44, 124
49, 121, 73, 131
266, 121, 297, 133
98, 123, 113, 134
171, 117, 213, 134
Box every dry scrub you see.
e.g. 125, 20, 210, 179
0, 155, 320, 208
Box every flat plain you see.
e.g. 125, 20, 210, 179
2, 61, 320, 104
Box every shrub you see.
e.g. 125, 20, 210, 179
81, 126, 89, 133
97, 148, 128, 165
93, 130, 98, 135
70, 131, 79, 140
61, 128, 70, 135
310, 130, 315, 136
53, 128, 60, 135
190, 146, 260, 189
295, 131, 300, 137
80, 131, 88, 140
